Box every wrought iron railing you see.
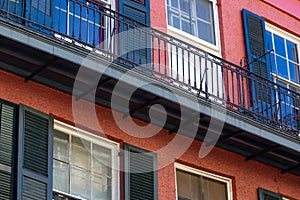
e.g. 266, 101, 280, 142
0, 0, 299, 139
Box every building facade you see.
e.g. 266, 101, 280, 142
0, 0, 299, 199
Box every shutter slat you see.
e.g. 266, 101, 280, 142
23, 176, 47, 200
23, 110, 49, 176
243, 9, 271, 105
0, 104, 16, 167
0, 171, 11, 199
124, 144, 158, 200
17, 105, 53, 200
0, 101, 17, 200
119, 0, 150, 67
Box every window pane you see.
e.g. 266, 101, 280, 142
173, 16, 181, 29
177, 170, 192, 199
276, 56, 288, 79
196, 0, 212, 21
269, 53, 276, 74
32, 0, 51, 15
93, 173, 111, 200
182, 18, 192, 34
71, 136, 90, 169
53, 131, 69, 162
197, 20, 215, 44
274, 35, 286, 57
171, 0, 179, 8
71, 166, 91, 199
179, 0, 190, 14
265, 31, 273, 51
202, 177, 228, 200
169, 8, 180, 29
53, 160, 69, 193
289, 62, 300, 83
93, 144, 112, 176
287, 40, 298, 62
177, 169, 228, 200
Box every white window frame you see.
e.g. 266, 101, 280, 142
53, 120, 120, 200
166, 0, 221, 56
265, 23, 300, 90
174, 163, 233, 200
265, 23, 300, 127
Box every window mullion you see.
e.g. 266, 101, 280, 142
68, 134, 71, 194
189, 0, 193, 34
284, 39, 291, 81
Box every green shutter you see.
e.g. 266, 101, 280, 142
17, 105, 53, 200
258, 188, 282, 200
0, 100, 17, 200
124, 143, 158, 200
119, 0, 151, 67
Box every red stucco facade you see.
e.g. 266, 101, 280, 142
0, 0, 299, 199
218, 0, 300, 64
1, 67, 299, 199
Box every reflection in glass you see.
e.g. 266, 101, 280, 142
71, 166, 91, 199
71, 136, 90, 169
53, 160, 69, 193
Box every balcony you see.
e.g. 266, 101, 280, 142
0, 0, 299, 175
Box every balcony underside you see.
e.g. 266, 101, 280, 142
0, 19, 299, 177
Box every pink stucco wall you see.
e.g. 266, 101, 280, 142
218, 0, 300, 64
0, 1, 299, 199
150, 0, 167, 30
262, 0, 300, 20
0, 68, 300, 199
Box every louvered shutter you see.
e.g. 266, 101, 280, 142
258, 188, 282, 200
17, 105, 53, 200
243, 9, 272, 110
119, 0, 151, 68
0, 100, 17, 200
243, 9, 269, 77
124, 143, 158, 200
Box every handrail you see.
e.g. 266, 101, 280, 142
0, 0, 299, 139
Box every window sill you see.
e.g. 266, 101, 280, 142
167, 25, 221, 57
271, 73, 300, 89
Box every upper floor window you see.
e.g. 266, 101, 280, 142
53, 121, 119, 200
265, 23, 300, 86
166, 0, 216, 45
258, 188, 284, 200
175, 163, 232, 200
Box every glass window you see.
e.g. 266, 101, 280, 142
31, 0, 51, 15
167, 0, 216, 44
265, 24, 300, 130
266, 30, 300, 85
175, 164, 232, 200
54, 0, 112, 47
53, 124, 118, 200
258, 188, 283, 200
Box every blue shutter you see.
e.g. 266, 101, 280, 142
0, 100, 17, 200
124, 143, 158, 200
119, 0, 151, 68
258, 188, 282, 200
17, 105, 53, 200
243, 9, 273, 116
242, 9, 268, 74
